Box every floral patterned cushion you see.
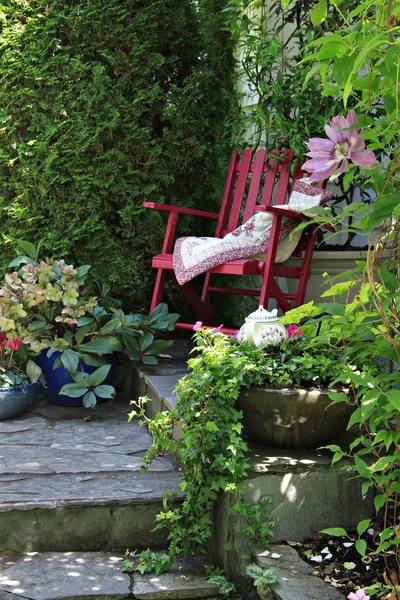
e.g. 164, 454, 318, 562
172, 180, 334, 286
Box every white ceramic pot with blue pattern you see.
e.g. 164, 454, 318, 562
0, 381, 41, 419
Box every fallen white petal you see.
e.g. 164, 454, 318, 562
324, 553, 333, 560
310, 555, 323, 563
258, 550, 270, 557
271, 553, 281, 559
343, 542, 354, 548
321, 547, 330, 554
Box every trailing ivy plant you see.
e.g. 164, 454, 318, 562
126, 321, 380, 596
126, 330, 283, 597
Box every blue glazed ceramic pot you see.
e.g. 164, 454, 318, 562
34, 352, 118, 406
0, 380, 41, 419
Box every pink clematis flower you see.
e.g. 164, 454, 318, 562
348, 590, 370, 600
287, 324, 302, 338
303, 110, 376, 182
193, 321, 203, 331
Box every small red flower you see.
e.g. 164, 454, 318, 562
7, 338, 21, 351
0, 333, 7, 342
287, 324, 302, 338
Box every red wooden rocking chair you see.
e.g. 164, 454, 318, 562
144, 148, 320, 333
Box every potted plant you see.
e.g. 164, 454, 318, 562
190, 303, 380, 450
0, 333, 42, 419
0, 241, 178, 408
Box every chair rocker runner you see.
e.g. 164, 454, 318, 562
144, 148, 325, 332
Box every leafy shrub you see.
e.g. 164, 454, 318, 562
0, 0, 235, 306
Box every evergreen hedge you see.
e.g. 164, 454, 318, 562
0, 0, 235, 305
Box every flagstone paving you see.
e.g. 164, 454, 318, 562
0, 391, 182, 553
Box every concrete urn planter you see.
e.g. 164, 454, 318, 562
236, 386, 354, 449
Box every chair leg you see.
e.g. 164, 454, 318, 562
150, 269, 167, 314
180, 282, 215, 325
201, 272, 213, 320
169, 272, 215, 325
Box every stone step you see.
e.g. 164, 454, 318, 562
254, 544, 345, 599
0, 396, 182, 553
0, 552, 221, 600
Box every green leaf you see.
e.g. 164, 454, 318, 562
94, 384, 115, 399
141, 355, 158, 365
379, 527, 393, 542
316, 302, 345, 316
28, 320, 52, 332
379, 267, 399, 291
347, 406, 362, 429
321, 280, 357, 297
26, 359, 42, 383
9, 255, 33, 268
343, 562, 356, 570
59, 383, 88, 398
75, 323, 93, 345
374, 493, 388, 512
357, 519, 370, 537
149, 303, 168, 319
78, 353, 106, 367
123, 335, 140, 360
53, 356, 63, 369
387, 389, 400, 412
76, 265, 91, 280
310, 0, 327, 26
78, 336, 123, 355
145, 340, 173, 356
363, 193, 400, 232
73, 371, 89, 383
64, 331, 73, 345
77, 317, 94, 327
87, 364, 111, 386
99, 319, 122, 334
17, 239, 37, 259
83, 390, 97, 408
140, 331, 154, 351
61, 349, 80, 374
355, 539, 367, 558
354, 455, 371, 478
319, 527, 348, 537
205, 421, 219, 432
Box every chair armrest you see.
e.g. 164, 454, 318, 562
255, 205, 312, 221
143, 202, 219, 220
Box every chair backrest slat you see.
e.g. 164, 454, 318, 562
242, 148, 267, 223
259, 150, 280, 207
225, 148, 253, 233
274, 149, 294, 205
216, 148, 301, 238
215, 152, 241, 237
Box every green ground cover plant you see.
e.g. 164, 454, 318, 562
0, 0, 235, 306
